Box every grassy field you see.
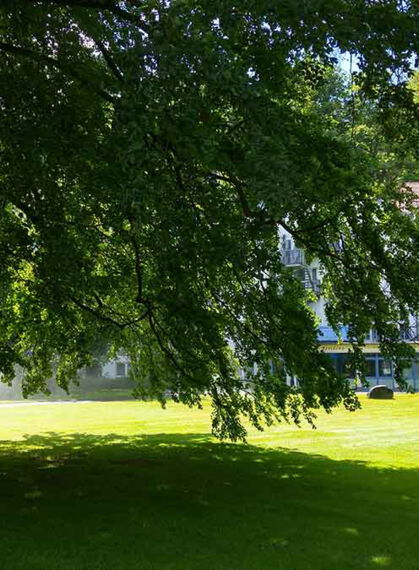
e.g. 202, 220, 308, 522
0, 395, 418, 569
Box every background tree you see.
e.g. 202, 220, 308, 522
0, 0, 418, 438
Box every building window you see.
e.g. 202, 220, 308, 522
378, 359, 392, 377
116, 362, 126, 377
366, 329, 379, 342
329, 354, 354, 378
342, 355, 355, 378
402, 362, 414, 381
365, 358, 376, 378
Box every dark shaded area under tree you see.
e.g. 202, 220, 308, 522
0, 432, 417, 569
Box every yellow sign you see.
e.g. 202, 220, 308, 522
319, 343, 419, 354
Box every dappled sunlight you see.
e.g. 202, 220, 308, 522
0, 398, 417, 568
0, 430, 417, 568
343, 527, 360, 536
371, 555, 392, 566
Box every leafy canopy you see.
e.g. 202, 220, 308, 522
1, 0, 418, 438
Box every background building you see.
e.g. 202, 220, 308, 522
280, 230, 419, 391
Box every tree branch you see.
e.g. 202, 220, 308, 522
94, 38, 124, 83
147, 312, 197, 383
132, 236, 143, 303
209, 171, 345, 261
70, 296, 148, 328
0, 41, 116, 104
29, 0, 141, 24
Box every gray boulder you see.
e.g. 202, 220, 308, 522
368, 385, 394, 399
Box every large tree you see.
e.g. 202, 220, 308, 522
1, 1, 418, 438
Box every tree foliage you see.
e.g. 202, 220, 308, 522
0, 0, 418, 438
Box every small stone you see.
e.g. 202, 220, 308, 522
368, 385, 394, 399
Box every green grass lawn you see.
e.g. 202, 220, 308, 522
0, 395, 418, 569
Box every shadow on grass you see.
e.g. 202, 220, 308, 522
0, 432, 418, 569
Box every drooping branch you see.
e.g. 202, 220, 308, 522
0, 41, 116, 104
209, 171, 346, 262
209, 172, 260, 219
147, 312, 197, 383
94, 38, 124, 83
129, 230, 144, 304
28, 0, 143, 25
70, 296, 149, 328
125, 214, 150, 307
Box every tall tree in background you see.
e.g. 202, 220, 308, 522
1, 1, 418, 438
